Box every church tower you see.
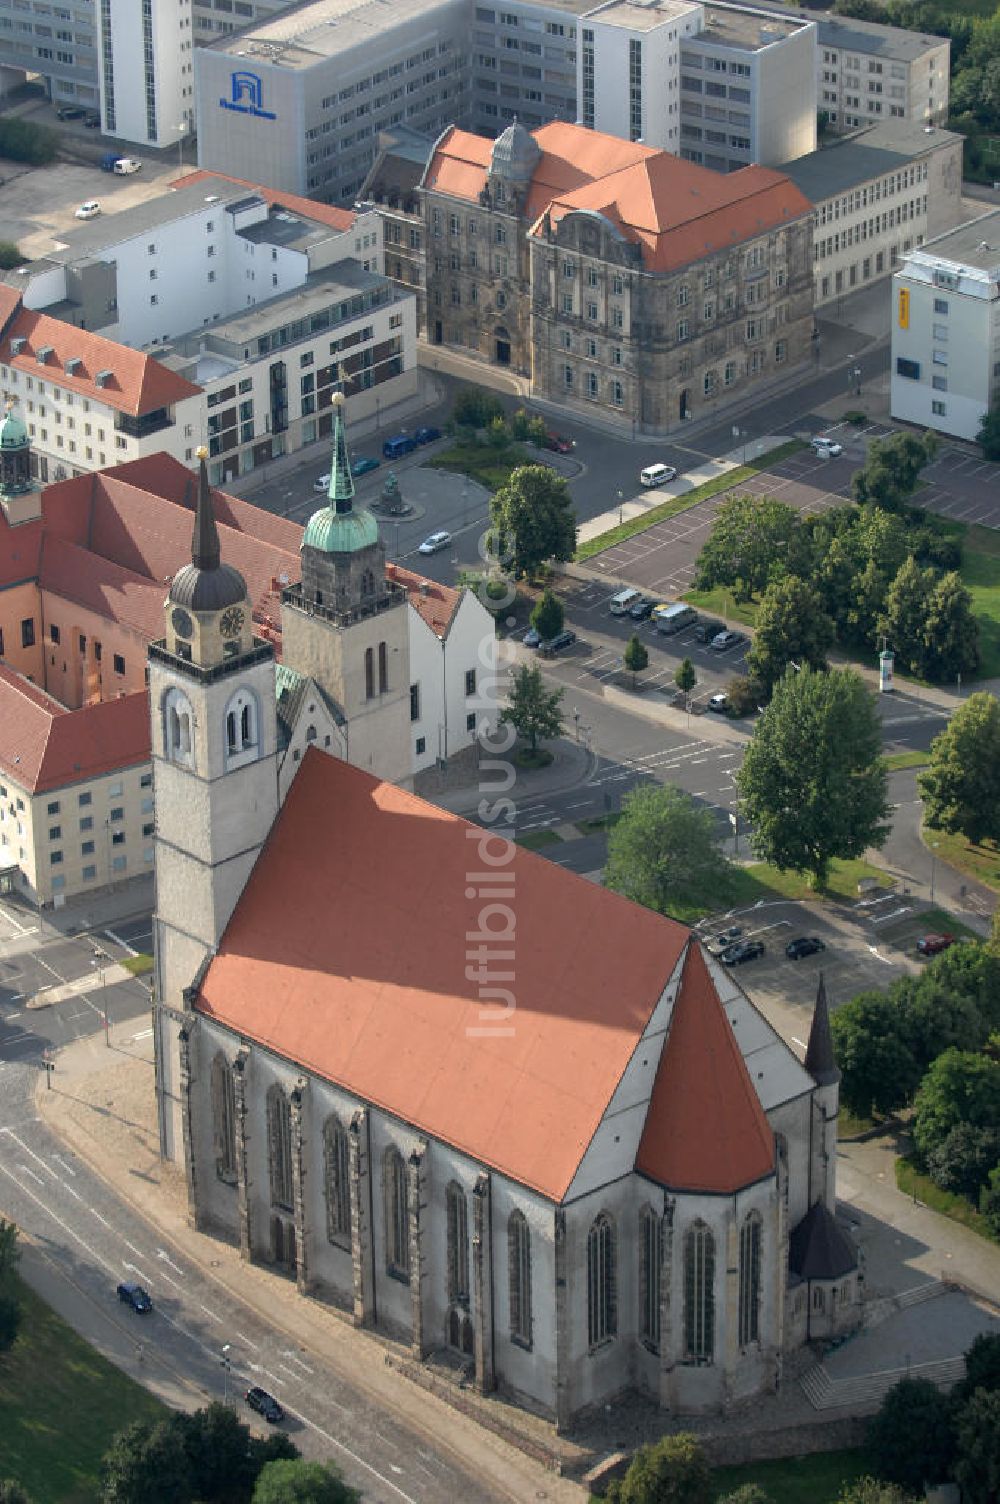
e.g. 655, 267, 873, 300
804, 973, 841, 1212
281, 393, 411, 786
0, 400, 42, 526
149, 450, 280, 1160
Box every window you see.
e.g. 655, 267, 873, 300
640, 1206, 661, 1350
739, 1212, 762, 1347
446, 1181, 470, 1307
21, 618, 34, 649
81, 840, 95, 856
683, 1221, 715, 1362
79, 791, 92, 807
383, 1147, 410, 1279
323, 1116, 351, 1247
109, 806, 123, 823
896, 357, 920, 380
266, 1085, 294, 1211
932, 399, 947, 416
211, 1053, 237, 1184
508, 1210, 532, 1346
165, 688, 194, 765
466, 712, 477, 733
82, 866, 96, 881
80, 817, 93, 833
113, 653, 125, 676
365, 647, 374, 700
50, 850, 63, 866
587, 1212, 617, 1348
225, 690, 257, 760
934, 297, 948, 315
932, 375, 947, 392
378, 641, 388, 694
415, 736, 426, 756
464, 668, 476, 697
49, 623, 60, 645
932, 323, 948, 342
933, 350, 948, 366
410, 684, 421, 722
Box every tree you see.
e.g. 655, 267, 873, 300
927, 1123, 1000, 1200
499, 664, 563, 754
718, 1489, 771, 1504
867, 1377, 957, 1493
736, 667, 891, 888
489, 465, 576, 579
530, 588, 564, 641
0, 1292, 20, 1355
852, 431, 936, 512
251, 1458, 360, 1504
693, 493, 800, 601
879, 556, 937, 676
956, 1332, 1000, 1402
912, 1048, 1000, 1165
101, 1418, 194, 1504
0, 1220, 19, 1281
835, 1482, 918, 1504
606, 1433, 711, 1504
977, 407, 1000, 461
452, 387, 504, 430
0, 1485, 33, 1504
674, 658, 696, 696
920, 692, 1000, 845
180, 1402, 288, 1504
918, 571, 979, 683
745, 577, 834, 696
830, 991, 920, 1118
955, 1388, 1000, 1503
624, 633, 649, 689
605, 784, 733, 921
982, 1165, 1000, 1237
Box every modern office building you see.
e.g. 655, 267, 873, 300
779, 122, 964, 309
891, 211, 1000, 442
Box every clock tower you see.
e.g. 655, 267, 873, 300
149, 449, 280, 1162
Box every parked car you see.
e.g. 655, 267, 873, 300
418, 530, 451, 554
721, 939, 765, 965
56, 104, 86, 120
117, 1281, 153, 1312
629, 597, 656, 621
544, 431, 572, 454
541, 629, 577, 653
413, 425, 441, 445
350, 456, 380, 476
709, 630, 745, 653
709, 926, 743, 953
313, 473, 331, 493
75, 200, 101, 220
84, 114, 101, 129
383, 434, 416, 460
245, 1387, 284, 1423
917, 933, 955, 956
693, 618, 724, 644
113, 157, 142, 174
100, 151, 121, 172
785, 935, 826, 960
708, 693, 729, 714
811, 436, 843, 458
522, 626, 542, 648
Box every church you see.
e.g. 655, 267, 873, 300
150, 429, 861, 1426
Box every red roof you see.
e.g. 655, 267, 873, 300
387, 562, 461, 638
173, 170, 356, 232
0, 510, 43, 589
0, 308, 200, 416
196, 749, 691, 1202
636, 943, 774, 1193
0, 664, 149, 792
39, 534, 165, 641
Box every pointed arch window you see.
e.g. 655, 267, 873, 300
446, 1181, 470, 1307
163, 688, 193, 765
266, 1085, 294, 1212
683, 1220, 715, 1363
210, 1052, 237, 1184
323, 1115, 350, 1249
739, 1212, 762, 1348
364, 647, 374, 700
361, 568, 375, 598
223, 688, 258, 764
508, 1210, 532, 1348
587, 1212, 617, 1348
639, 1205, 661, 1351
378, 640, 388, 693
383, 1147, 410, 1280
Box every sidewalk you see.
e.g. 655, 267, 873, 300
431, 735, 600, 819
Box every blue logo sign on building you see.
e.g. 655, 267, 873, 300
220, 70, 277, 121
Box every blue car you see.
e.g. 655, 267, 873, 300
350, 455, 380, 476
414, 425, 441, 446
383, 434, 416, 460
117, 1281, 153, 1312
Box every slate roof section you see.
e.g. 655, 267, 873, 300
778, 123, 958, 204
789, 1201, 857, 1281
636, 942, 775, 1194
0, 664, 150, 792
195, 748, 692, 1203
804, 973, 840, 1088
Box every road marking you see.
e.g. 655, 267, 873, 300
90, 1208, 113, 1229
262, 1367, 286, 1388
123, 1259, 153, 1284
236, 1331, 258, 1350
131, 1028, 153, 1042
52, 1154, 76, 1176
61, 1182, 84, 1204
277, 1361, 299, 1379
2, 1129, 60, 1180
281, 1351, 315, 1376
791, 1036, 806, 1050
17, 1164, 45, 1186
0, 1159, 106, 1266
0, 907, 31, 937
157, 1248, 184, 1275
104, 927, 138, 957
3, 1011, 20, 1021
199, 1302, 223, 1324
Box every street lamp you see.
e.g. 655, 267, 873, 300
221, 1344, 232, 1406
573, 706, 580, 742
174, 122, 188, 171
929, 840, 940, 902
617, 488, 624, 527
848, 364, 862, 398
90, 954, 109, 1048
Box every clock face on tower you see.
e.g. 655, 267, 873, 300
219, 606, 246, 639
171, 607, 193, 639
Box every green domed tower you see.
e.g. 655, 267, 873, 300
298, 392, 386, 614
0, 399, 34, 500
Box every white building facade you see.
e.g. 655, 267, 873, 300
891, 211, 1000, 442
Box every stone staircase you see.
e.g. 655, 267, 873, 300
863, 1278, 948, 1329
800, 1353, 966, 1412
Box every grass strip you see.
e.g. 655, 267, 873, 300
121, 953, 153, 976
884, 749, 929, 772
896, 1157, 997, 1245
923, 826, 1000, 896
710, 1448, 877, 1503
515, 828, 563, 851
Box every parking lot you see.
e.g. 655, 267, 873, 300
820, 418, 1000, 528
0, 155, 186, 261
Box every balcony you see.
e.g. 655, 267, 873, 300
281, 580, 407, 629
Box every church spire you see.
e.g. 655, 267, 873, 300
192, 446, 221, 572
804, 972, 840, 1087
326, 392, 355, 515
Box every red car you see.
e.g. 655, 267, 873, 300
917, 933, 956, 956
544, 431, 572, 454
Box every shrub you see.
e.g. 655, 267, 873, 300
0, 117, 59, 164
0, 242, 23, 270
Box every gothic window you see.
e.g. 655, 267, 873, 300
508, 1210, 532, 1348
739, 1212, 762, 1347
378, 640, 388, 694
683, 1220, 715, 1363
266, 1085, 294, 1212
446, 1181, 470, 1307
360, 568, 375, 598
224, 688, 258, 764
323, 1115, 350, 1248
383, 1146, 410, 1279
163, 687, 193, 765
364, 647, 374, 700
587, 1212, 617, 1348
639, 1205, 661, 1351
210, 1052, 237, 1184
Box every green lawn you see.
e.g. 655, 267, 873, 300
958, 524, 1000, 679
0, 1277, 167, 1503
515, 828, 563, 851
726, 857, 893, 909
681, 584, 759, 629
926, 826, 1000, 896
121, 953, 153, 976
710, 1448, 877, 1503
884, 749, 929, 772
896, 1158, 998, 1244
430, 440, 533, 491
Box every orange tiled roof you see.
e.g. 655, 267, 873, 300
0, 510, 43, 589
0, 664, 149, 792
1, 308, 200, 416
172, 170, 356, 232
636, 943, 774, 1193
387, 562, 461, 638
0, 284, 22, 335
39, 534, 165, 641
196, 749, 691, 1202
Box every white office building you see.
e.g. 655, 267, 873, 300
891, 211, 1000, 443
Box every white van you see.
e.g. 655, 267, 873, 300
640, 463, 677, 488
610, 587, 642, 616
652, 603, 698, 635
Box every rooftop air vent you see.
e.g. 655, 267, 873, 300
94, 368, 112, 387
64, 356, 82, 375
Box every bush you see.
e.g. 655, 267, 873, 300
0, 242, 22, 271
606, 1434, 711, 1504
0, 116, 59, 164
725, 674, 762, 718
867, 1377, 957, 1492
452, 387, 504, 431
926, 1123, 1000, 1200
